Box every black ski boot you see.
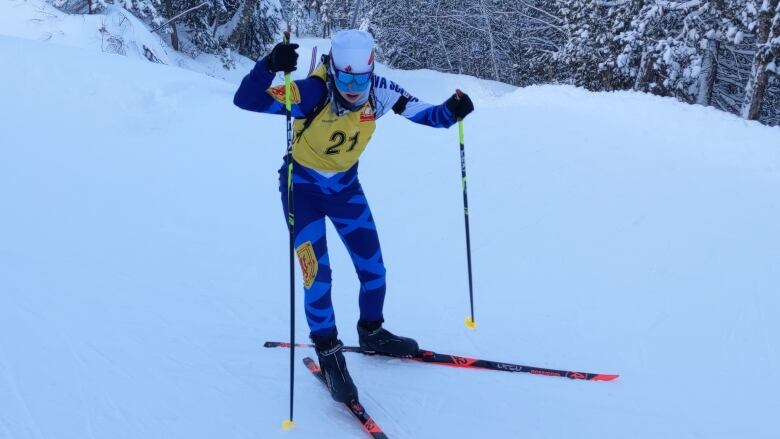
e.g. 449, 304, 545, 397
357, 319, 420, 357
312, 334, 359, 403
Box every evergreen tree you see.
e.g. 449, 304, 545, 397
616, 1, 720, 102
48, 0, 779, 125
556, 0, 635, 91
227, 0, 280, 59
165, 0, 279, 64
741, 0, 780, 119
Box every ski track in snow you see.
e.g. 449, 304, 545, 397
0, 344, 43, 439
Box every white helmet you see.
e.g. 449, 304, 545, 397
329, 30, 375, 74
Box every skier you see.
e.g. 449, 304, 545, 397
233, 30, 474, 403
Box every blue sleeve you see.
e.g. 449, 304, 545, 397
233, 57, 327, 118
372, 75, 457, 128
405, 101, 457, 128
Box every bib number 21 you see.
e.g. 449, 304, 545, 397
325, 131, 359, 155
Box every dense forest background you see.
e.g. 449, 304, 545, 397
51, 0, 780, 125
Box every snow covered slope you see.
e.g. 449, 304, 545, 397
2, 23, 780, 439
0, 0, 255, 83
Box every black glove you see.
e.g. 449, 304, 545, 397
445, 91, 474, 119
266, 42, 299, 73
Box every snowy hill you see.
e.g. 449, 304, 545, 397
2, 8, 780, 439
0, 0, 256, 83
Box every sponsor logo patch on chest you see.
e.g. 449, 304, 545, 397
359, 106, 375, 122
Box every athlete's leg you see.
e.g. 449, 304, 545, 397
279, 163, 359, 403
280, 170, 336, 338
325, 183, 386, 322
326, 181, 418, 356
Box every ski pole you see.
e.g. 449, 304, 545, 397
307, 45, 318, 76
282, 30, 296, 431
456, 89, 476, 330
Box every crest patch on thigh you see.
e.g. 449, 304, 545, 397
296, 241, 318, 288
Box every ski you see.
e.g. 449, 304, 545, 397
302, 357, 388, 439
268, 342, 618, 381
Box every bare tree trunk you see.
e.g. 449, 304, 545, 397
351, 0, 364, 28
742, 57, 770, 119
435, 0, 454, 72
696, 39, 719, 106
741, 0, 779, 120
634, 51, 653, 91
478, 0, 500, 81
161, 0, 180, 51
169, 25, 180, 52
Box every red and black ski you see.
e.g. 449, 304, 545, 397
303, 357, 389, 439
269, 342, 618, 382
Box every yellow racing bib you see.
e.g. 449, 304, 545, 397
291, 65, 376, 172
